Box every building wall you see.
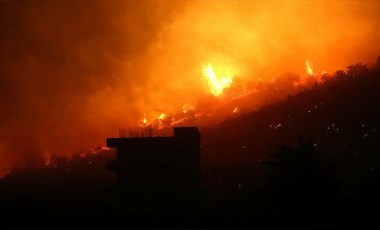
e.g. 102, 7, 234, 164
106, 127, 201, 210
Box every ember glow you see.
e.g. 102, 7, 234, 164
1, 0, 380, 173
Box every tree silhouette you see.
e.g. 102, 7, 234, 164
346, 63, 368, 78
265, 138, 337, 225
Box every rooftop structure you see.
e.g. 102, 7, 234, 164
106, 127, 201, 211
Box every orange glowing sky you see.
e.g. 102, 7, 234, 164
1, 0, 380, 173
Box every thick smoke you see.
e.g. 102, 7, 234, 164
1, 0, 380, 173
0, 0, 186, 173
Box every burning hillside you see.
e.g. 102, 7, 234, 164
1, 0, 380, 173
132, 60, 344, 134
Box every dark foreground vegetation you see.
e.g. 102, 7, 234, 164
1, 58, 380, 228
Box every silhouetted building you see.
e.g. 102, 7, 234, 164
107, 127, 201, 211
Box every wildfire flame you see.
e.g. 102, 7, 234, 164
306, 61, 314, 76
139, 115, 148, 127
136, 104, 198, 131
202, 64, 234, 96
137, 60, 330, 131
158, 113, 166, 120
182, 104, 194, 114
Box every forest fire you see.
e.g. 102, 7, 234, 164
1, 1, 380, 227
202, 64, 235, 96
135, 60, 329, 131
306, 61, 314, 76
1, 0, 380, 174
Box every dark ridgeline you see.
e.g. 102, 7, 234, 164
106, 127, 201, 213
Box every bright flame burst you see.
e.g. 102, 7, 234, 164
158, 113, 166, 120
139, 115, 148, 127
202, 64, 234, 96
306, 61, 314, 76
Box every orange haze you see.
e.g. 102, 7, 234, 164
1, 0, 380, 174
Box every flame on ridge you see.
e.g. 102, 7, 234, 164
139, 60, 332, 130
306, 61, 314, 76
202, 64, 234, 96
